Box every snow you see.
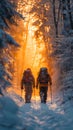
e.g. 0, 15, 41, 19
19, 100, 73, 130
1, 91, 72, 130
0, 96, 24, 130
0, 29, 20, 48
0, 0, 73, 129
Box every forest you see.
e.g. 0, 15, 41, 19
0, 0, 73, 130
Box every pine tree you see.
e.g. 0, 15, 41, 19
0, 0, 22, 95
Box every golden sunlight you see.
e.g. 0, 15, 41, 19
8, 0, 54, 101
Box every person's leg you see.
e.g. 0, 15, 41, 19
25, 85, 32, 103
28, 85, 32, 103
25, 93, 28, 103
25, 85, 29, 103
44, 87, 48, 103
40, 87, 48, 103
40, 87, 45, 103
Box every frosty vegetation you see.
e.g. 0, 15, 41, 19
0, 0, 73, 130
50, 0, 73, 104
0, 0, 72, 103
0, 96, 24, 130
0, 1, 24, 130
0, 0, 22, 95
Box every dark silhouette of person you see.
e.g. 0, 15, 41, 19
21, 68, 35, 103
36, 67, 52, 103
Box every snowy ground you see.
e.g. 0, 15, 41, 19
0, 91, 73, 130
9, 91, 73, 130
19, 102, 73, 130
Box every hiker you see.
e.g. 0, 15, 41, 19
21, 68, 35, 103
36, 67, 52, 103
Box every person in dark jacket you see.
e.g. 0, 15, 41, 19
21, 68, 35, 103
36, 67, 52, 103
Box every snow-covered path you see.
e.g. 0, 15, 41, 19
19, 101, 73, 130
6, 91, 73, 130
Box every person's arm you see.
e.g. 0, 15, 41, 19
21, 78, 24, 98
21, 79, 24, 90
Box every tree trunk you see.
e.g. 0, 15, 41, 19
67, 0, 73, 29
61, 0, 71, 33
52, 0, 61, 37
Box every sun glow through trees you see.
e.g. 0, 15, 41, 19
10, 0, 54, 98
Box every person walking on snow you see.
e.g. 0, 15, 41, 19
21, 68, 35, 103
36, 67, 52, 103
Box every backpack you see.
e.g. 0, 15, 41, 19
38, 72, 49, 84
22, 71, 33, 84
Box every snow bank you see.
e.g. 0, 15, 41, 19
0, 96, 24, 130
